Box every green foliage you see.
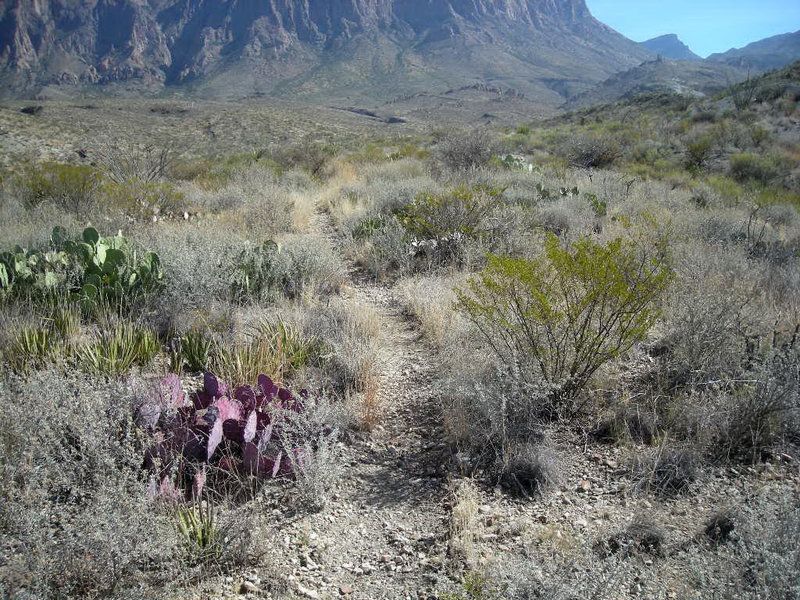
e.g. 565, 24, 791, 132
585, 193, 607, 217
175, 501, 222, 564
441, 571, 508, 600
229, 239, 281, 303
456, 233, 673, 410
101, 179, 186, 219
729, 153, 785, 186
351, 216, 386, 241
77, 321, 160, 376
12, 162, 102, 215
685, 137, 714, 170
0, 226, 163, 313
172, 328, 213, 373
211, 319, 320, 387
396, 185, 504, 242
4, 325, 62, 373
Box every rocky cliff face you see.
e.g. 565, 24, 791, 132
0, 0, 651, 103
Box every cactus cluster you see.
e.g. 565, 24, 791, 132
138, 371, 308, 499
0, 226, 162, 311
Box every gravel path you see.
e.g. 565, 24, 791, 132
266, 209, 453, 600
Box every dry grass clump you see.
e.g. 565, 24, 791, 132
298, 297, 382, 396
447, 478, 482, 567
396, 274, 468, 349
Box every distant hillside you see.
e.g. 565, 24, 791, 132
707, 30, 800, 71
564, 57, 747, 109
0, 0, 653, 106
640, 34, 701, 61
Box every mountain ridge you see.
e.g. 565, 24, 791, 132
0, 0, 652, 104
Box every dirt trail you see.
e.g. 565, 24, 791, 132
278, 209, 452, 599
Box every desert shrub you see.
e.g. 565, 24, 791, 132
300, 298, 381, 395
533, 196, 597, 240
708, 347, 799, 462
229, 237, 345, 304
499, 441, 561, 497
278, 392, 345, 511
685, 136, 714, 170
456, 233, 673, 412
0, 373, 180, 598
10, 162, 102, 216
102, 179, 186, 219
434, 129, 496, 172
96, 142, 179, 185
598, 514, 665, 557
141, 227, 241, 318
729, 153, 785, 185
272, 139, 337, 178
736, 496, 800, 598
633, 445, 698, 497
394, 185, 504, 268
560, 133, 621, 169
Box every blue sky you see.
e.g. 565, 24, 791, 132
586, 0, 800, 57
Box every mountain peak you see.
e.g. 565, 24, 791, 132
640, 34, 701, 61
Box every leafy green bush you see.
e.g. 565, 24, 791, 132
729, 153, 785, 185
685, 137, 714, 170
11, 162, 102, 216
394, 185, 504, 266
456, 233, 673, 411
101, 179, 186, 219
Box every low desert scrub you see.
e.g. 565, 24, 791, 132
298, 297, 382, 396
396, 274, 468, 348
597, 513, 665, 558
434, 129, 497, 173
279, 392, 347, 511
499, 440, 562, 497
0, 372, 181, 598
632, 444, 698, 497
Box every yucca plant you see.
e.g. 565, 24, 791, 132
211, 319, 318, 387
78, 322, 160, 376
5, 325, 61, 372
170, 328, 213, 373
175, 500, 221, 564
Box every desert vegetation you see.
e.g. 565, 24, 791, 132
0, 63, 798, 600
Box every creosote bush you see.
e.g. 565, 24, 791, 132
456, 232, 673, 413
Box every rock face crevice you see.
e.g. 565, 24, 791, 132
0, 0, 652, 102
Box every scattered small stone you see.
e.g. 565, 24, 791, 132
296, 584, 320, 599
574, 518, 588, 528
361, 562, 374, 574
339, 584, 353, 596
240, 581, 261, 594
